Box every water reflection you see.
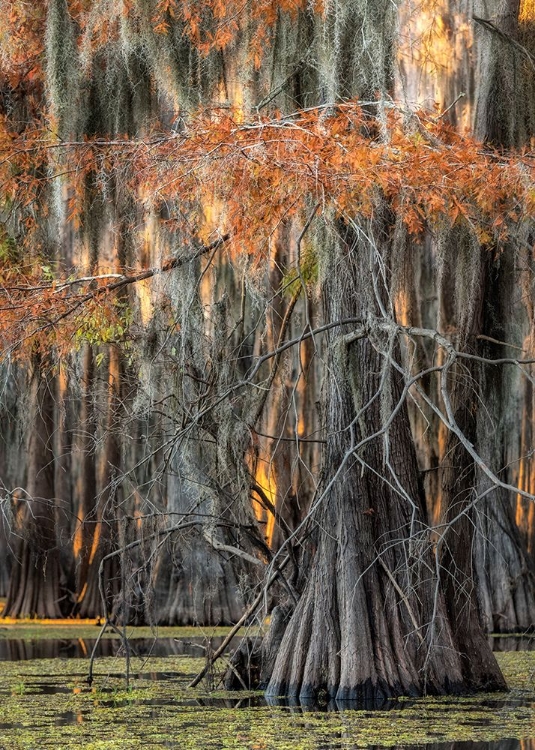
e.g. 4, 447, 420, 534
12, 682, 533, 715
0, 635, 235, 661
491, 637, 535, 652
259, 690, 535, 715
1, 634, 534, 662
264, 694, 402, 712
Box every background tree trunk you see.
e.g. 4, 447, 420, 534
2, 357, 63, 618
72, 345, 98, 609
473, 253, 535, 633
75, 346, 122, 620
464, 0, 535, 635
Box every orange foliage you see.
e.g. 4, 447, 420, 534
59, 0, 321, 68
152, 0, 321, 62
126, 104, 532, 251
0, 101, 534, 357
0, 1, 45, 87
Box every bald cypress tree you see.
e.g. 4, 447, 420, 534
1, 0, 535, 705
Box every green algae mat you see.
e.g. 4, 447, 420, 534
1, 648, 535, 749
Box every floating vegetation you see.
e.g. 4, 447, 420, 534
1, 649, 535, 749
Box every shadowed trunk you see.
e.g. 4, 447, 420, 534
440, 330, 505, 685
75, 346, 121, 620
474, 253, 535, 633
155, 534, 245, 626
2, 357, 63, 618
0, 511, 10, 598
54, 361, 74, 609
463, 0, 535, 634
0, 367, 19, 598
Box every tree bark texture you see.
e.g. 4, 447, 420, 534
473, 253, 535, 633
2, 358, 63, 618
267, 217, 503, 702
75, 346, 122, 620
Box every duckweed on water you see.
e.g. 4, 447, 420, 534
1, 651, 535, 749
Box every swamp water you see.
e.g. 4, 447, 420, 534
2, 628, 535, 749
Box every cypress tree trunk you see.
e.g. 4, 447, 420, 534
473, 254, 535, 633
398, 0, 535, 635
54, 361, 74, 608
430, 232, 535, 637
438, 240, 507, 684
75, 346, 121, 620
72, 345, 98, 609
0, 512, 10, 599
0, 367, 19, 598
267, 216, 504, 702
468, 0, 535, 634
148, 248, 261, 626
2, 357, 63, 618
155, 535, 245, 626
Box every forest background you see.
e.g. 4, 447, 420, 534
1, 0, 535, 704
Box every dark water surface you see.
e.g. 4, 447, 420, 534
492, 636, 535, 651
0, 635, 236, 661
1, 634, 533, 662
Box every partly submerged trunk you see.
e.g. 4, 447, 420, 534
2, 358, 63, 618
439, 351, 506, 682
267, 218, 504, 703
398, 0, 535, 635
153, 423, 246, 626
437, 231, 511, 683
151, 253, 257, 626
